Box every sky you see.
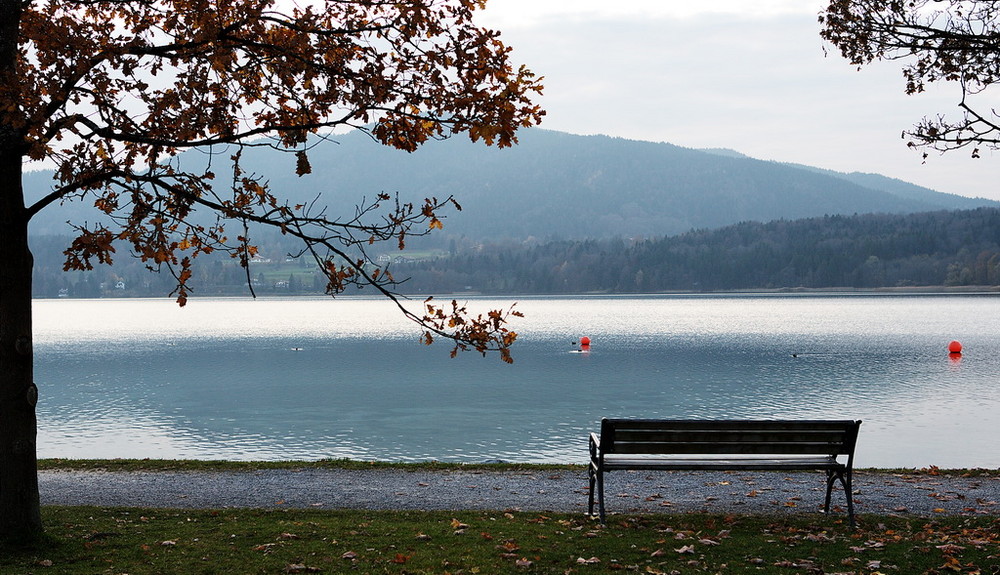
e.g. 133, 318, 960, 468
478, 0, 1000, 201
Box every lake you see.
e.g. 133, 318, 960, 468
32, 294, 1000, 468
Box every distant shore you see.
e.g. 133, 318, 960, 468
29, 285, 1000, 301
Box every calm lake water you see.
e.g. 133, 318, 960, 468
32, 294, 1000, 468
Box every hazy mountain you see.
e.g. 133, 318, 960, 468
24, 129, 999, 240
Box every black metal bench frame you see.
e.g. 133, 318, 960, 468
588, 418, 862, 527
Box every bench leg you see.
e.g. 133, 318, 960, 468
825, 469, 856, 529
844, 470, 856, 530
587, 464, 597, 516
587, 465, 607, 524
596, 469, 607, 524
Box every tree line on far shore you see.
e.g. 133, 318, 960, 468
31, 207, 1000, 298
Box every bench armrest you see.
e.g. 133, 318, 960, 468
589, 432, 601, 463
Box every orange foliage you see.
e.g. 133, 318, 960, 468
3, 0, 543, 359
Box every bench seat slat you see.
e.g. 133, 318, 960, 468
600, 456, 842, 471
606, 419, 857, 431
612, 441, 850, 456
612, 430, 852, 444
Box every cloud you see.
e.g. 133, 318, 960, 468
483, 7, 1000, 200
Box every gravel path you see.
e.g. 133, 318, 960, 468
39, 468, 1000, 520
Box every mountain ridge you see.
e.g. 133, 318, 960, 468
24, 128, 999, 240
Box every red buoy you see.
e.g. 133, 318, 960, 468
579, 336, 591, 347
948, 340, 962, 354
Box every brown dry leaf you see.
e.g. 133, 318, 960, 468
516, 558, 534, 568
341, 551, 358, 560
577, 556, 601, 564
675, 545, 695, 554
497, 541, 520, 552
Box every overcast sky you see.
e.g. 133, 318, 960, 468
479, 0, 1000, 201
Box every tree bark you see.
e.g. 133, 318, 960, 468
0, 0, 42, 542
0, 151, 42, 541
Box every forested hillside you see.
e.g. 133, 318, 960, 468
33, 208, 1000, 297
399, 208, 1000, 293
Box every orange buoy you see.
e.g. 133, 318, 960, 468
579, 336, 591, 347
948, 340, 963, 354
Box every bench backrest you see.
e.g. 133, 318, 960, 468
599, 418, 862, 457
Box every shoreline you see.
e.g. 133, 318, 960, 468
34, 458, 1000, 475
29, 285, 1000, 301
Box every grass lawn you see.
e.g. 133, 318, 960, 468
3, 507, 999, 574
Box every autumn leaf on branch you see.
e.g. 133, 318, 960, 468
12, 0, 543, 359
820, 0, 1000, 157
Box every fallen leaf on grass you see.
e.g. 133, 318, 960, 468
939, 555, 963, 571
341, 551, 358, 560
451, 518, 470, 529
284, 564, 321, 573
516, 558, 534, 568
675, 545, 695, 554
576, 556, 601, 564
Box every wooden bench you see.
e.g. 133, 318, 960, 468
588, 419, 862, 527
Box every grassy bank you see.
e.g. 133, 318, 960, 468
4, 507, 999, 574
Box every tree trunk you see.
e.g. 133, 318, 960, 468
0, 147, 41, 542
0, 0, 42, 541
